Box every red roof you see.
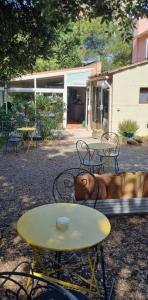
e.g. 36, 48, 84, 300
27, 62, 98, 76
89, 59, 148, 81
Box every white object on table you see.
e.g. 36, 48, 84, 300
56, 216, 70, 231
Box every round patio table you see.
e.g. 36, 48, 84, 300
17, 203, 111, 297
17, 127, 37, 150
17, 127, 36, 132
88, 142, 115, 151
17, 203, 110, 251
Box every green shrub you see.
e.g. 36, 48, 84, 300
118, 120, 139, 136
36, 95, 65, 140
0, 107, 15, 128
10, 93, 35, 126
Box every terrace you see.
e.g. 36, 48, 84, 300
0, 128, 147, 300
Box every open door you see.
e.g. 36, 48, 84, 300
91, 86, 109, 131
67, 87, 86, 127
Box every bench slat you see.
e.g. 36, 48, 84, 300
79, 198, 148, 215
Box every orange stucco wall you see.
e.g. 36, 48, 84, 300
132, 18, 148, 63
133, 18, 148, 37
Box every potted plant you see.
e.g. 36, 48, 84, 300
92, 129, 99, 139
118, 120, 139, 141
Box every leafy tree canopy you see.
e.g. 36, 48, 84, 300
34, 18, 132, 72
34, 23, 82, 71
0, 0, 147, 80
78, 18, 131, 71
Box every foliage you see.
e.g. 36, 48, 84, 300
10, 93, 35, 126
79, 18, 132, 71
0, 0, 148, 80
118, 120, 139, 136
0, 107, 13, 123
0, 136, 7, 148
79, 18, 109, 58
0, 0, 78, 81
34, 17, 132, 72
36, 95, 51, 112
0, 107, 16, 137
34, 58, 58, 73
36, 95, 64, 140
0, 94, 64, 140
34, 23, 82, 71
101, 36, 132, 71
90, 1, 148, 41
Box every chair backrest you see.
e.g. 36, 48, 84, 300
0, 271, 78, 300
52, 167, 99, 207
76, 140, 91, 164
101, 132, 120, 156
101, 132, 119, 145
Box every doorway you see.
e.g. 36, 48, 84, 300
67, 87, 86, 127
91, 87, 109, 131
102, 89, 109, 131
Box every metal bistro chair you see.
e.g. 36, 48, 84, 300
52, 167, 99, 208
52, 167, 99, 276
52, 168, 115, 300
0, 271, 90, 300
76, 140, 104, 173
100, 132, 120, 173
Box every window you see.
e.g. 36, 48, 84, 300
139, 88, 148, 103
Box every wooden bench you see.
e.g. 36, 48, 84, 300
75, 172, 148, 216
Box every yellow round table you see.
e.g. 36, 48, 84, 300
17, 127, 36, 132
17, 203, 111, 297
17, 127, 37, 150
17, 203, 111, 252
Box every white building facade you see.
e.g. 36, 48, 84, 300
87, 60, 148, 136
0, 62, 101, 128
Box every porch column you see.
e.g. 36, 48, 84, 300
87, 85, 91, 130
108, 85, 113, 132
63, 74, 67, 128
100, 87, 103, 128
85, 86, 89, 128
4, 82, 8, 113
34, 78, 37, 124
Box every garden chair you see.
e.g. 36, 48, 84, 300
52, 167, 99, 208
53, 167, 99, 270
0, 271, 90, 300
52, 168, 115, 300
100, 132, 120, 173
76, 140, 104, 173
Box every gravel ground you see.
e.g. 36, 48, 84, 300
0, 128, 148, 300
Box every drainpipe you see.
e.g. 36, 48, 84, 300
34, 77, 37, 126
85, 86, 89, 128
4, 82, 8, 114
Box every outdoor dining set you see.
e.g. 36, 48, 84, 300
76, 132, 120, 174
0, 121, 38, 153
0, 130, 120, 299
